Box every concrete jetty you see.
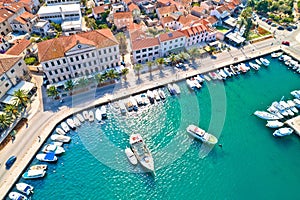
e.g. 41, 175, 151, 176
285, 115, 300, 136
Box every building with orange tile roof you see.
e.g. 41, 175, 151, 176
158, 31, 186, 56
37, 29, 120, 84
92, 5, 108, 19
113, 11, 133, 30
191, 5, 208, 18
128, 2, 140, 20
5, 39, 32, 57
0, 37, 10, 53
10, 11, 38, 33
156, 4, 178, 19
19, 0, 40, 13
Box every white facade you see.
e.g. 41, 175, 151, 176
32, 20, 50, 36
45, 0, 80, 5
61, 20, 82, 36
10, 15, 38, 33
111, 3, 125, 13
159, 34, 186, 56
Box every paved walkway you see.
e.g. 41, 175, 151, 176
0, 29, 299, 198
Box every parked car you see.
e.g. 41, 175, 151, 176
267, 21, 272, 25
271, 23, 277, 27
262, 17, 267, 21
5, 156, 17, 169
277, 26, 284, 30
286, 26, 293, 31
282, 41, 290, 46
290, 24, 297, 29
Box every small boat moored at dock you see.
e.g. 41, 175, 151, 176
61, 122, 70, 132
36, 153, 58, 162
88, 111, 94, 122
56, 128, 65, 135
266, 120, 284, 128
260, 58, 270, 66
9, 192, 27, 200
50, 134, 71, 143
82, 111, 89, 120
273, 127, 293, 137
125, 147, 138, 165
95, 108, 102, 121
172, 83, 181, 95
254, 111, 280, 120
30, 164, 47, 171
22, 169, 46, 179
76, 114, 85, 122
16, 183, 34, 195
66, 118, 76, 129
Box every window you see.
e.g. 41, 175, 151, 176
49, 71, 53, 75
73, 66, 76, 70
78, 64, 81, 69
149, 53, 153, 56
57, 60, 61, 65
54, 69, 58, 74
60, 68, 64, 73
175, 39, 178, 42
94, 60, 96, 65
5, 83, 9, 87
148, 48, 153, 51
63, 76, 66, 80
63, 59, 66, 64
104, 49, 106, 54
76, 56, 79, 61
98, 50, 101, 55
170, 41, 172, 44
45, 63, 49, 68
142, 49, 146, 52
52, 79, 55, 83
1, 76, 5, 81
89, 61, 91, 66
81, 55, 84, 59
114, 47, 116, 51
92, 52, 95, 57
109, 48, 111, 53
105, 57, 108, 62
86, 53, 90, 58
11, 69, 15, 74
136, 50, 140, 53
70, 57, 74, 62
51, 62, 54, 66
136, 55, 140, 59
155, 46, 159, 49
115, 55, 117, 59
181, 38, 183, 41
83, 63, 86, 67
164, 42, 167, 45
110, 56, 112, 61
66, 67, 69, 71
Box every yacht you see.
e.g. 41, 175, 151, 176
134, 95, 143, 106
88, 111, 94, 122
172, 83, 181, 95
272, 101, 289, 116
61, 122, 70, 132
36, 153, 58, 162
50, 134, 71, 143
16, 183, 34, 195
130, 134, 154, 173
186, 124, 218, 145
266, 120, 284, 128
239, 63, 250, 73
279, 101, 294, 116
9, 192, 27, 200
158, 88, 166, 100
147, 90, 155, 104
125, 147, 138, 165
42, 144, 65, 155
186, 79, 195, 89
141, 93, 150, 105
208, 71, 218, 80
167, 84, 176, 95
267, 105, 284, 119
273, 128, 293, 137
95, 108, 102, 121
260, 58, 270, 66
249, 62, 260, 70
30, 164, 47, 171
100, 106, 107, 119
73, 116, 81, 127
56, 128, 65, 135
219, 69, 228, 79
271, 52, 283, 58
76, 113, 85, 122
229, 65, 237, 75
294, 98, 300, 108
255, 59, 262, 65
287, 100, 298, 113
22, 169, 46, 179
191, 78, 202, 89
291, 90, 300, 99
152, 90, 161, 102
82, 111, 89, 120
254, 111, 280, 120
66, 118, 76, 129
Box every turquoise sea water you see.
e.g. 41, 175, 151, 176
9, 55, 300, 199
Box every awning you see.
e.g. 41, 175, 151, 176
208, 41, 220, 46
1, 95, 17, 105
226, 32, 245, 44
7, 81, 35, 95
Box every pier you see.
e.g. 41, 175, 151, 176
285, 115, 300, 136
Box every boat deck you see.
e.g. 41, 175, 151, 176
285, 115, 300, 136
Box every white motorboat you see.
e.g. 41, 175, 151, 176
22, 169, 46, 179
255, 59, 262, 65
172, 83, 181, 95
195, 74, 205, 82
56, 128, 65, 135
167, 84, 176, 95
153, 90, 161, 101
141, 93, 150, 105
186, 124, 218, 145
272, 101, 289, 116
76, 113, 85, 122
229, 65, 237, 75
82, 111, 89, 120
9, 192, 28, 200
16, 183, 34, 195
51, 134, 71, 143
125, 147, 138, 165
203, 74, 212, 81
191, 78, 202, 89
51, 141, 63, 146
186, 79, 195, 89
88, 110, 94, 122
294, 99, 300, 108
36, 153, 58, 162
30, 164, 47, 171
130, 134, 154, 173
287, 100, 298, 113
223, 67, 232, 77
95, 108, 102, 121
271, 52, 283, 58
147, 90, 155, 104
267, 105, 284, 119
239, 63, 250, 73
291, 90, 300, 99
130, 96, 138, 111
260, 58, 270, 66
66, 118, 76, 129
208, 71, 218, 80
279, 101, 294, 116
266, 120, 284, 128
73, 117, 81, 127
218, 69, 228, 79
100, 106, 107, 118
158, 88, 166, 100
254, 111, 280, 120
273, 127, 293, 137
61, 122, 70, 132
249, 62, 260, 70
134, 95, 143, 106
118, 101, 127, 115
42, 144, 65, 155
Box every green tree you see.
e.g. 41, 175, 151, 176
155, 58, 165, 73
178, 52, 190, 62
65, 80, 75, 91
146, 61, 153, 75
95, 73, 106, 85
77, 77, 89, 88
50, 22, 62, 32
115, 33, 128, 62
0, 113, 12, 129
121, 68, 129, 82
255, 0, 269, 13
12, 89, 29, 108
46, 86, 59, 99
188, 47, 200, 63
98, 24, 108, 29
168, 54, 178, 66
106, 69, 119, 83
4, 104, 19, 118
133, 64, 143, 80
24, 57, 36, 65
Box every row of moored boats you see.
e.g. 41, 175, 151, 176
277, 53, 300, 74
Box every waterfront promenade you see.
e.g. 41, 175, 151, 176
0, 28, 299, 198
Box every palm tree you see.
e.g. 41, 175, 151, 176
155, 58, 165, 73
178, 52, 190, 62
146, 61, 153, 75
46, 86, 59, 99
106, 69, 119, 83
4, 104, 19, 118
133, 64, 143, 80
121, 68, 129, 82
12, 89, 29, 108
65, 80, 74, 91
115, 33, 128, 62
168, 54, 178, 67
0, 113, 12, 130
188, 47, 200, 63
95, 73, 106, 86
77, 77, 89, 88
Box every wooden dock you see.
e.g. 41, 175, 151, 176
285, 115, 300, 136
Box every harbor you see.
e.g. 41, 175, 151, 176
286, 115, 300, 136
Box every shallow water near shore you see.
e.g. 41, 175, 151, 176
9, 55, 300, 199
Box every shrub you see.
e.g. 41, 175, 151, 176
25, 57, 36, 65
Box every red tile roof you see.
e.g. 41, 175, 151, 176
191, 6, 206, 13
161, 16, 174, 25
0, 54, 22, 76
132, 37, 159, 51
93, 5, 106, 15
113, 11, 133, 19
159, 30, 185, 42
128, 3, 140, 12
156, 4, 178, 16
6, 39, 31, 56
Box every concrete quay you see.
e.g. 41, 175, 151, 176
285, 115, 300, 136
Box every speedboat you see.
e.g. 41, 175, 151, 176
239, 63, 250, 73
195, 74, 205, 82
56, 128, 65, 135
42, 144, 65, 155
167, 84, 176, 95
249, 62, 260, 70
125, 147, 138, 165
172, 83, 181, 95
130, 134, 154, 173
223, 67, 232, 77
134, 95, 143, 106
51, 141, 63, 146
66, 118, 76, 129
191, 78, 202, 89
208, 71, 218, 80
82, 111, 89, 120
16, 183, 34, 195
158, 88, 166, 100
9, 192, 27, 200
118, 100, 127, 115
152, 90, 161, 102
100, 106, 107, 119
22, 169, 46, 179
279, 101, 294, 116
271, 52, 283, 58
88, 110, 94, 122
287, 100, 298, 113
130, 96, 138, 111
272, 101, 289, 117
36, 153, 58, 162
73, 116, 81, 127
50, 134, 71, 143
76, 113, 85, 122
254, 111, 280, 120
294, 98, 300, 108
95, 108, 102, 121
267, 105, 284, 119
266, 120, 284, 128
229, 65, 237, 75
147, 90, 155, 104
273, 127, 293, 137
61, 122, 70, 132
125, 100, 133, 112
186, 79, 195, 89
203, 74, 211, 81
218, 69, 228, 79
255, 59, 262, 65
186, 124, 218, 145
260, 58, 270, 66
30, 164, 47, 171
141, 93, 150, 105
